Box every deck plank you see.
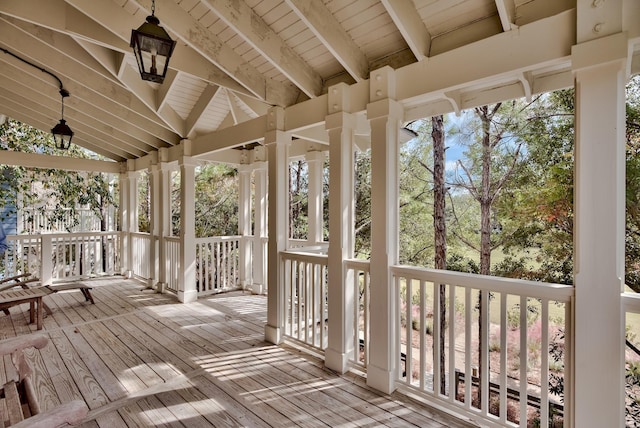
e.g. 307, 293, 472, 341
0, 278, 477, 428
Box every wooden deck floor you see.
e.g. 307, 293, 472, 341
0, 278, 475, 427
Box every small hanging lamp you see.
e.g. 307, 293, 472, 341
51, 89, 73, 150
130, 0, 176, 84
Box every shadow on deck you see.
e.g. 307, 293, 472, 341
0, 277, 476, 427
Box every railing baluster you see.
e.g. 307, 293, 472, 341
500, 292, 508, 424
419, 279, 426, 391
464, 286, 472, 409
519, 295, 528, 428
541, 298, 549, 428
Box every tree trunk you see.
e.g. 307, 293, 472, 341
431, 115, 448, 395
475, 104, 498, 409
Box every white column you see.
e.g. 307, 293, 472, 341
147, 154, 160, 289
157, 151, 172, 293
118, 169, 128, 276
572, 33, 627, 427
325, 82, 356, 374
238, 164, 253, 289
252, 161, 268, 294
120, 162, 137, 278
178, 146, 198, 303
264, 107, 289, 344
306, 150, 325, 246
366, 67, 401, 394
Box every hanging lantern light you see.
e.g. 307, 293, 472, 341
51, 89, 73, 150
130, 0, 176, 84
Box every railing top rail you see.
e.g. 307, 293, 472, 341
9, 231, 120, 240
344, 258, 371, 270
391, 264, 574, 301
195, 235, 242, 243
623, 291, 640, 313
281, 250, 328, 265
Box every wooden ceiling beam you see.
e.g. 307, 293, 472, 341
381, 0, 431, 61
201, 0, 323, 98
285, 0, 369, 82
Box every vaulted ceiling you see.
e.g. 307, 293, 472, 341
0, 0, 637, 166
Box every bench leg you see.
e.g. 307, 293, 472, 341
36, 297, 43, 330
81, 289, 95, 304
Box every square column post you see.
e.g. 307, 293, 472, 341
265, 107, 290, 344
572, 33, 627, 427
120, 161, 137, 278
325, 82, 356, 373
252, 160, 268, 294
367, 67, 402, 394
157, 149, 172, 293
306, 149, 325, 246
238, 164, 253, 289
147, 152, 160, 290
178, 141, 198, 303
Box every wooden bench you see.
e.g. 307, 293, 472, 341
0, 288, 54, 331
0, 275, 95, 319
0, 335, 88, 427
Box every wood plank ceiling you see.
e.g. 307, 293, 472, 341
0, 0, 578, 163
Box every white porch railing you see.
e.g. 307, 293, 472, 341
392, 266, 573, 428
164, 236, 180, 293
2, 232, 121, 282
345, 258, 371, 369
281, 250, 328, 351
20, 207, 116, 233
195, 236, 241, 296
131, 232, 151, 280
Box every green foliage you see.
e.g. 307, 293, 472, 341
194, 163, 238, 238
354, 150, 372, 258
0, 119, 117, 231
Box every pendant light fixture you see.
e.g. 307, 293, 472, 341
130, 0, 176, 84
51, 89, 73, 150
0, 47, 74, 150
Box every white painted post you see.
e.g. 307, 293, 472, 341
178, 142, 198, 303
157, 150, 172, 293
572, 33, 627, 427
264, 107, 289, 344
366, 67, 401, 394
40, 234, 52, 286
253, 160, 268, 294
238, 164, 253, 289
119, 162, 136, 278
325, 82, 356, 374
147, 153, 160, 289
306, 149, 325, 246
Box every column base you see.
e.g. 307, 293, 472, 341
264, 324, 283, 344
178, 289, 198, 303
155, 282, 167, 294
366, 364, 396, 394
324, 347, 349, 374
248, 283, 266, 295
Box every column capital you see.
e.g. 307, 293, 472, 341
571, 32, 628, 73
178, 155, 199, 168
264, 130, 291, 146
325, 111, 356, 131
305, 150, 326, 163
366, 98, 404, 121
238, 164, 253, 174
